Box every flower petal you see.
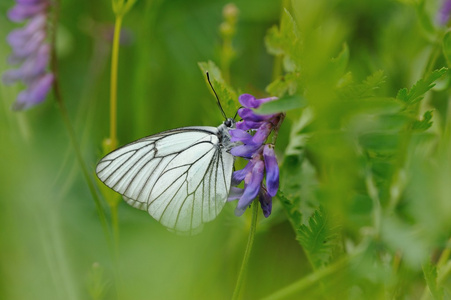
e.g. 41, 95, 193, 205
238, 93, 259, 108
231, 144, 260, 158
258, 188, 272, 218
263, 144, 279, 197
238, 107, 275, 122
12, 73, 53, 111
9, 30, 45, 59
236, 120, 263, 130
19, 44, 50, 81
231, 160, 253, 185
229, 129, 253, 143
251, 122, 272, 145
236, 160, 264, 210
228, 187, 244, 201
2, 69, 23, 84
8, 3, 47, 22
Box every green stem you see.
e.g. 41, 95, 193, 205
50, 0, 110, 242
111, 202, 120, 254
423, 39, 442, 79
232, 200, 259, 300
271, 55, 283, 82
107, 11, 129, 300
109, 15, 123, 152
262, 256, 349, 300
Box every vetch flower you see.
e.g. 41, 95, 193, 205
263, 144, 279, 197
258, 188, 272, 218
3, 0, 53, 111
437, 0, 451, 26
228, 93, 284, 218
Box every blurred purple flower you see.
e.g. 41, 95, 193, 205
228, 94, 284, 218
3, 0, 53, 111
437, 0, 451, 26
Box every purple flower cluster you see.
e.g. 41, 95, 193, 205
3, 0, 53, 111
437, 0, 451, 26
228, 94, 283, 218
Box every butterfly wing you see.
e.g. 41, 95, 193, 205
96, 126, 234, 234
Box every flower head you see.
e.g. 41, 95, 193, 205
3, 0, 53, 111
228, 94, 284, 218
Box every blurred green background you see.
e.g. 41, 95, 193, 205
1, 0, 451, 299
0, 1, 301, 299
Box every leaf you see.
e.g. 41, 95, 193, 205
396, 68, 448, 105
296, 206, 339, 269
442, 32, 451, 67
265, 72, 299, 97
338, 70, 386, 100
198, 61, 238, 116
277, 191, 303, 229
265, 25, 285, 56
264, 9, 301, 70
330, 43, 349, 79
412, 110, 433, 131
381, 216, 429, 268
422, 261, 443, 300
359, 132, 401, 153
253, 95, 307, 114
341, 97, 404, 115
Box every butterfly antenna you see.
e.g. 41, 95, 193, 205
233, 106, 242, 121
206, 71, 227, 120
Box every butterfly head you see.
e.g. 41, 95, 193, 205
224, 118, 235, 128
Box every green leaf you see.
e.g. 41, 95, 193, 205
381, 216, 429, 268
396, 68, 448, 105
265, 25, 285, 56
338, 70, 386, 100
442, 32, 451, 67
253, 95, 307, 115
296, 206, 339, 269
265, 73, 299, 97
277, 191, 303, 229
198, 61, 238, 116
330, 43, 349, 79
412, 110, 433, 131
341, 97, 404, 115
422, 261, 443, 300
264, 9, 301, 70
359, 132, 401, 153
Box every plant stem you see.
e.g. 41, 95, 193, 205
109, 15, 123, 152
50, 0, 110, 242
106, 13, 125, 254
232, 200, 259, 300
262, 256, 349, 300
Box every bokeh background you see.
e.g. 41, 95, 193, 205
1, 0, 451, 299
0, 1, 300, 299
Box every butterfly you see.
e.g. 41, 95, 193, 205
96, 74, 237, 234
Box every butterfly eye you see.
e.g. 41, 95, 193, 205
224, 118, 234, 128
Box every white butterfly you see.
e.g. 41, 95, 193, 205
96, 118, 236, 234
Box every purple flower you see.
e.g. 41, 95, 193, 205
228, 94, 284, 218
3, 0, 53, 111
258, 188, 272, 218
438, 0, 451, 26
238, 93, 277, 109
235, 160, 265, 216
263, 144, 279, 197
